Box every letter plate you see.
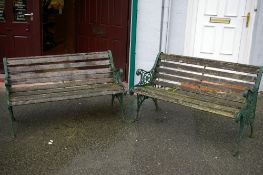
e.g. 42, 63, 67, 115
210, 17, 231, 24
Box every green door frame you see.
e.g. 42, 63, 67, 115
128, 0, 138, 90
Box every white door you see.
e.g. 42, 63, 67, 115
193, 0, 252, 62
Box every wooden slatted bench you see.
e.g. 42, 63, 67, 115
133, 53, 263, 155
3, 50, 126, 137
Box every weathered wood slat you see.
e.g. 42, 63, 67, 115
10, 68, 111, 81
11, 84, 123, 102
11, 89, 124, 106
157, 68, 253, 88
135, 86, 240, 112
8, 51, 109, 60
10, 78, 113, 92
8, 52, 108, 60
8, 60, 110, 74
155, 73, 248, 94
160, 61, 256, 82
12, 83, 119, 97
135, 87, 238, 118
154, 81, 245, 103
160, 54, 260, 74
8, 52, 109, 65
137, 86, 244, 109
10, 73, 112, 85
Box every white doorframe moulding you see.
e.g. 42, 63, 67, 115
184, 0, 258, 63
160, 0, 172, 53
238, 0, 258, 64
184, 0, 200, 56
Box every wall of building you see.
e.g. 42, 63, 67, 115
134, 0, 163, 84
167, 0, 188, 55
251, 0, 263, 91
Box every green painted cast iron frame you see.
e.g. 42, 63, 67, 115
133, 53, 161, 120
133, 52, 263, 155
108, 50, 126, 119
233, 66, 263, 155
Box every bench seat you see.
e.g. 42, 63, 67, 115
10, 83, 124, 106
135, 86, 242, 118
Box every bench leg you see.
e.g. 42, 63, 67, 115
111, 95, 116, 106
136, 95, 148, 121
151, 98, 159, 111
249, 122, 255, 138
114, 93, 125, 120
234, 115, 246, 157
249, 112, 256, 138
8, 106, 16, 121
7, 106, 16, 138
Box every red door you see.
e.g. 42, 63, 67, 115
76, 0, 130, 81
0, 0, 41, 73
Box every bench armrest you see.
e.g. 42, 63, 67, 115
134, 53, 162, 88
113, 68, 123, 85
135, 69, 155, 87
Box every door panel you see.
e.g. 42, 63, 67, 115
225, 0, 241, 16
13, 35, 31, 57
194, 0, 247, 62
220, 27, 235, 55
0, 0, 40, 73
77, 0, 130, 81
0, 34, 8, 61
204, 0, 219, 16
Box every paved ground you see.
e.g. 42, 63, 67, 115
0, 87, 263, 175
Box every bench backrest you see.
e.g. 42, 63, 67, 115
3, 51, 116, 91
155, 53, 262, 101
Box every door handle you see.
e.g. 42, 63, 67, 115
24, 13, 34, 21
24, 13, 33, 16
242, 12, 250, 28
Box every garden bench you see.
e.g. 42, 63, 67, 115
133, 53, 263, 155
3, 50, 126, 137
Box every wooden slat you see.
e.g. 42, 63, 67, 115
8, 60, 110, 74
134, 87, 238, 118
11, 89, 124, 106
10, 84, 122, 102
154, 81, 245, 103
137, 86, 244, 109
136, 86, 240, 112
156, 73, 249, 94
10, 68, 112, 81
160, 54, 260, 74
11, 83, 120, 97
160, 61, 256, 82
8, 51, 108, 60
10, 78, 113, 92
7, 52, 107, 60
10, 73, 112, 85
7, 52, 109, 66
157, 68, 253, 88
11, 84, 122, 101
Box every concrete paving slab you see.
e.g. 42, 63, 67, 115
0, 88, 263, 175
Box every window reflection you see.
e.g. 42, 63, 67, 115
13, 0, 27, 21
0, 0, 5, 21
